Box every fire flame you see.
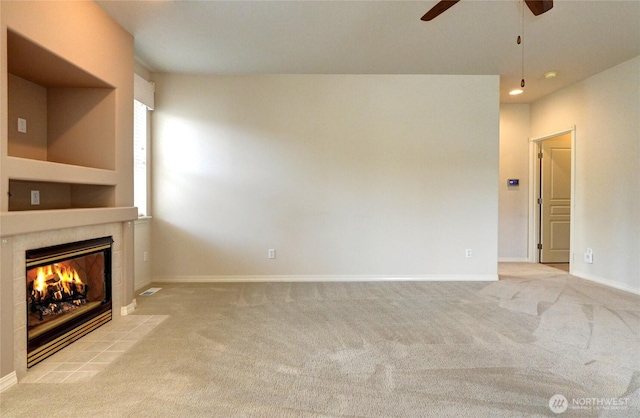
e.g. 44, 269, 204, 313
32, 264, 86, 301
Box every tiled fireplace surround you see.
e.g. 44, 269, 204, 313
9, 222, 128, 380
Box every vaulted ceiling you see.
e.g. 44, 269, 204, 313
96, 0, 640, 103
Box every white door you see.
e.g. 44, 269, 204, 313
539, 134, 571, 263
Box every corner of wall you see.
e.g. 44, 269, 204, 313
498, 104, 531, 261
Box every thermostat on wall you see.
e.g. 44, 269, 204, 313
508, 179, 519, 186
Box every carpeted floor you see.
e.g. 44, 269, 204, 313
1, 263, 638, 417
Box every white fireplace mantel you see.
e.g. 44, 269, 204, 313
3, 220, 134, 382
0, 207, 138, 237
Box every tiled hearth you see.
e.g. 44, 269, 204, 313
10, 223, 126, 380
20, 315, 167, 383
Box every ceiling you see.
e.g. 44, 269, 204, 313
95, 0, 640, 104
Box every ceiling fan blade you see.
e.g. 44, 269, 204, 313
525, 0, 553, 16
421, 0, 461, 21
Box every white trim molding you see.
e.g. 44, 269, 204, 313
528, 126, 576, 263
134, 73, 155, 110
0, 371, 18, 393
498, 257, 529, 263
120, 299, 137, 316
572, 271, 640, 296
153, 274, 499, 283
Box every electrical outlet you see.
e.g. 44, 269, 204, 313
18, 118, 27, 133
143, 251, 149, 262
584, 248, 593, 264
30, 190, 40, 205
465, 249, 472, 258
268, 249, 276, 259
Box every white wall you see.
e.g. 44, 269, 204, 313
498, 104, 530, 261
151, 74, 499, 280
530, 56, 640, 293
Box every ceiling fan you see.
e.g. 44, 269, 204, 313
421, 0, 553, 21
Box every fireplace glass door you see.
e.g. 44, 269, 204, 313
26, 236, 113, 367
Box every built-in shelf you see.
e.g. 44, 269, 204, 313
7, 70, 116, 170
8, 180, 115, 211
5, 29, 119, 213
5, 157, 119, 212
7, 29, 116, 171
5, 157, 118, 185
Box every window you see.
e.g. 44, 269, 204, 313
134, 100, 149, 217
133, 73, 154, 217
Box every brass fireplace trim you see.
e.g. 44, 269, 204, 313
26, 244, 112, 268
27, 310, 112, 368
28, 301, 103, 340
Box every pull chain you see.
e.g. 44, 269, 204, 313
519, 0, 525, 88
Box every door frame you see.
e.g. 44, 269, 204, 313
528, 126, 576, 270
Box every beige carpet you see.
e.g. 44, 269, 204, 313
1, 263, 638, 417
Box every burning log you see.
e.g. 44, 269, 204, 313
29, 263, 88, 321
74, 282, 85, 294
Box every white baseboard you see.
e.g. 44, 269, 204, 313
0, 371, 18, 393
120, 299, 137, 316
498, 257, 530, 262
571, 270, 640, 296
153, 274, 499, 283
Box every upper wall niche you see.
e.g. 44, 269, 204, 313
8, 30, 112, 89
7, 29, 116, 171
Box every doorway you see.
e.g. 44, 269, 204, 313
528, 128, 575, 271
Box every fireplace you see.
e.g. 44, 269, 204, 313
25, 236, 113, 368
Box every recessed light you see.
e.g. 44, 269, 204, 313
544, 70, 558, 79
509, 89, 524, 96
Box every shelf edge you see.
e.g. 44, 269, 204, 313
6, 156, 118, 185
